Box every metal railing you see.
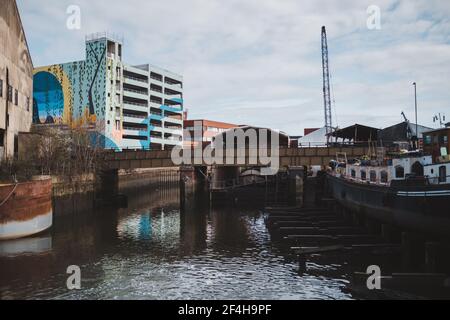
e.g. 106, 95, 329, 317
124, 75, 148, 83
86, 31, 124, 44
426, 174, 450, 185
210, 177, 266, 191
123, 87, 148, 95
123, 113, 147, 119
123, 101, 148, 107
150, 75, 163, 82
123, 126, 147, 132
150, 87, 163, 93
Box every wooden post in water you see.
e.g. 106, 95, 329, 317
288, 166, 304, 207
401, 232, 425, 271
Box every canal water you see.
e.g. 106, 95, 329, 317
0, 182, 354, 300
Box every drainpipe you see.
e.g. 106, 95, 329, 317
4, 68, 9, 157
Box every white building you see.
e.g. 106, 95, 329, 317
122, 63, 183, 150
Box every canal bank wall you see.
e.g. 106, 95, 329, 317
52, 168, 180, 217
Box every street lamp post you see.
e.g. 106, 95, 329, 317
413, 82, 418, 141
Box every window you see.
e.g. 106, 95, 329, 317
370, 170, 377, 182
26, 97, 30, 111
361, 170, 367, 181
14, 89, 18, 105
439, 166, 447, 183
0, 79, 3, 97
351, 169, 356, 178
395, 166, 405, 178
14, 134, 18, 159
0, 129, 4, 147
7, 85, 13, 102
380, 171, 388, 183
424, 135, 432, 145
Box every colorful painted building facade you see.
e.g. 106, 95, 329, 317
33, 32, 183, 150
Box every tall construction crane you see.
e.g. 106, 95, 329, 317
321, 26, 333, 145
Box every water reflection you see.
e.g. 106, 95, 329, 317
0, 183, 352, 300
0, 236, 52, 257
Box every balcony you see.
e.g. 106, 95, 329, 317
150, 96, 163, 106
150, 119, 162, 128
124, 65, 148, 77
164, 87, 182, 99
164, 135, 183, 145
123, 128, 147, 137
123, 121, 148, 134
161, 104, 182, 113
123, 87, 148, 100
151, 125, 164, 133
123, 101, 148, 113
150, 107, 163, 116
124, 75, 148, 88
164, 116, 183, 126
150, 84, 163, 94
123, 114, 147, 124
163, 126, 183, 136
149, 136, 165, 145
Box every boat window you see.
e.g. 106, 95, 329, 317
370, 170, 377, 182
395, 166, 405, 179
351, 169, 356, 178
439, 166, 447, 183
361, 170, 367, 181
411, 161, 424, 177
380, 171, 388, 183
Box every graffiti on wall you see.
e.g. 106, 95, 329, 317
32, 39, 118, 148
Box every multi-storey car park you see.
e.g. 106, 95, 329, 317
32, 32, 183, 151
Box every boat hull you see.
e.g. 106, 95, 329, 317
0, 177, 53, 240
327, 174, 450, 238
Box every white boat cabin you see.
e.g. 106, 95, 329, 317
338, 155, 450, 186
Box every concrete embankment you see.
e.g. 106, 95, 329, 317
52, 168, 180, 217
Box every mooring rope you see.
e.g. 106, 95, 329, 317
0, 179, 18, 207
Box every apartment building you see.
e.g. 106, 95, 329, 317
0, 0, 33, 159
33, 32, 183, 151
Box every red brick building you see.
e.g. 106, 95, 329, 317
183, 119, 238, 147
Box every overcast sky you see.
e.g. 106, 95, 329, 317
17, 0, 450, 135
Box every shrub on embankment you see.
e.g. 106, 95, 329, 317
0, 126, 105, 184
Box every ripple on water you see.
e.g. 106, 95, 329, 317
0, 207, 353, 300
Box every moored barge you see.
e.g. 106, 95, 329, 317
327, 132, 450, 238
0, 176, 53, 240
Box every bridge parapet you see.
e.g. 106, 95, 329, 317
104, 146, 369, 170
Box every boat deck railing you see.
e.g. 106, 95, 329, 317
210, 178, 266, 191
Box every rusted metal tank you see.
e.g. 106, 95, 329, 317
0, 176, 53, 240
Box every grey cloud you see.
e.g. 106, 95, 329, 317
17, 0, 450, 134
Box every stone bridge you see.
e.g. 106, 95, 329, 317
104, 146, 370, 170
